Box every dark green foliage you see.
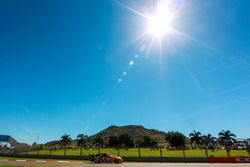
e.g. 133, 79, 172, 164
134, 138, 144, 148
77, 134, 88, 156
189, 131, 202, 149
77, 134, 88, 148
31, 143, 44, 154
48, 145, 57, 155
93, 136, 104, 146
201, 134, 217, 151
247, 145, 250, 156
87, 125, 167, 144
141, 136, 157, 147
108, 136, 119, 147
218, 130, 236, 156
59, 134, 72, 155
118, 134, 134, 148
60, 135, 72, 147
165, 131, 186, 148
218, 130, 236, 147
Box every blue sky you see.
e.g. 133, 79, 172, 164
0, 0, 250, 144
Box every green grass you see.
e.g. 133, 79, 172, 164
0, 166, 34, 167
25, 148, 249, 157
0, 156, 87, 162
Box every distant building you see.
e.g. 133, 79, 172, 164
0, 135, 11, 142
247, 138, 250, 146
0, 135, 12, 147
233, 138, 250, 150
0, 135, 29, 153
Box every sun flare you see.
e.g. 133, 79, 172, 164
115, 0, 187, 54
146, 6, 174, 39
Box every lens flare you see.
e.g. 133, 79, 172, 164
114, 0, 185, 55
146, 3, 174, 39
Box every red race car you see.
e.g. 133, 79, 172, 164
89, 153, 123, 164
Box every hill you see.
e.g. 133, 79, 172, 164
87, 125, 167, 143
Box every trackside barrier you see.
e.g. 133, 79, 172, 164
208, 157, 250, 163
0, 154, 207, 162
0, 154, 89, 160
123, 157, 208, 162
1, 153, 250, 163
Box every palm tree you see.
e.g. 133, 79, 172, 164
48, 145, 57, 155
201, 134, 217, 157
189, 131, 202, 149
218, 130, 236, 157
60, 134, 72, 156
77, 134, 88, 156
32, 143, 43, 155
202, 134, 217, 150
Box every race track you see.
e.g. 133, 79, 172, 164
0, 159, 250, 167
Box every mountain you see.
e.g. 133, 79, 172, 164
87, 125, 167, 143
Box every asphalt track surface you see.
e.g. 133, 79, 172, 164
0, 160, 250, 167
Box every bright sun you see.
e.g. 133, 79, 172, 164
146, 5, 174, 39
147, 14, 173, 38
115, 0, 185, 52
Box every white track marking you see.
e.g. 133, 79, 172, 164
36, 160, 47, 163
58, 160, 70, 163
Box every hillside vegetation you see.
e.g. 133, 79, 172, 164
87, 125, 167, 143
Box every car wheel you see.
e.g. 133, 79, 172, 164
95, 159, 101, 164
114, 160, 119, 164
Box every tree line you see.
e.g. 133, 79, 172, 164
30, 130, 250, 157
165, 130, 240, 157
